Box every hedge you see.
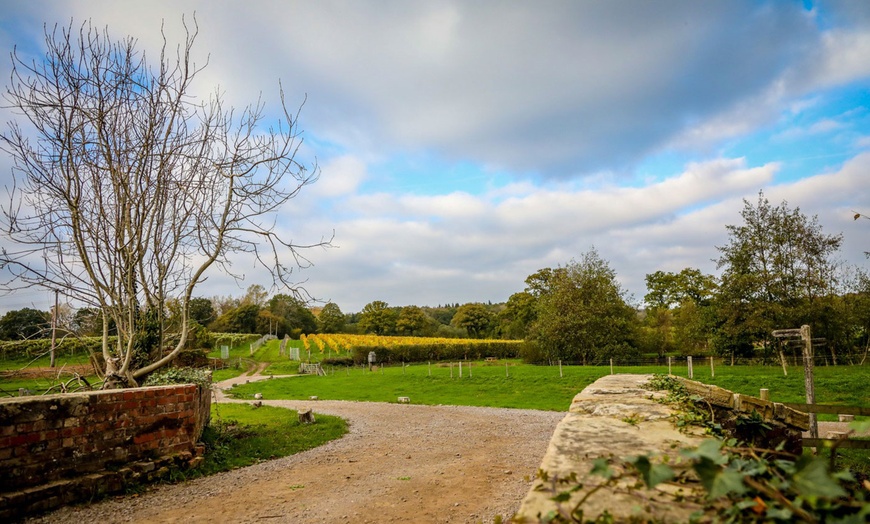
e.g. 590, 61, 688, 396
350, 340, 523, 365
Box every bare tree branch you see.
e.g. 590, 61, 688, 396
0, 17, 328, 387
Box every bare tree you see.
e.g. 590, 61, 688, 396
0, 19, 329, 387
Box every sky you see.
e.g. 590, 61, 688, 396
0, 0, 869, 314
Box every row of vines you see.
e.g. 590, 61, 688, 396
299, 333, 525, 364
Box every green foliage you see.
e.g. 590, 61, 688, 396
451, 303, 495, 338
143, 366, 212, 388
266, 294, 317, 336
317, 302, 346, 333
395, 305, 435, 336
531, 249, 639, 364
0, 308, 50, 340
0, 336, 104, 360
188, 297, 216, 326
714, 191, 843, 361
358, 300, 397, 335
497, 291, 537, 340
349, 340, 522, 364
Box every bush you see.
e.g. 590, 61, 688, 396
321, 356, 354, 367
350, 341, 522, 365
518, 340, 547, 364
143, 366, 212, 388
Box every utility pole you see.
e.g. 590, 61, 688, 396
49, 289, 58, 368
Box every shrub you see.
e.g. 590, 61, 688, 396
143, 367, 212, 388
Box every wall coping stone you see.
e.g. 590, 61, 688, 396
515, 374, 708, 523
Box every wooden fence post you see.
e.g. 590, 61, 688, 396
687, 356, 693, 379
801, 324, 818, 439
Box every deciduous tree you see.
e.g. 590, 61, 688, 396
451, 303, 494, 339
0, 19, 328, 387
531, 249, 638, 364
714, 191, 842, 361
317, 302, 345, 334
359, 301, 396, 335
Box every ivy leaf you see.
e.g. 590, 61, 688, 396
792, 458, 846, 501
590, 458, 614, 480
707, 468, 747, 499
766, 507, 792, 520
551, 491, 572, 503
627, 455, 674, 488
681, 439, 727, 465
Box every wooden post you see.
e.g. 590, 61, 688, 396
450, 362, 454, 378
609, 358, 613, 375
801, 324, 818, 439
459, 361, 463, 378
298, 408, 316, 424
428, 361, 431, 376
687, 356, 693, 379
506, 361, 509, 378
779, 350, 788, 376
668, 356, 672, 376
50, 289, 58, 368
709, 356, 714, 378
469, 361, 472, 378
559, 360, 563, 378
759, 388, 769, 401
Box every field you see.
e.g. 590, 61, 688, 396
4, 336, 868, 417
226, 353, 870, 417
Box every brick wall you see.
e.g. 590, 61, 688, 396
0, 383, 210, 518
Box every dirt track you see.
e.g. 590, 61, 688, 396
28, 375, 565, 523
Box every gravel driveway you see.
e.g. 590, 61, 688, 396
27, 376, 565, 524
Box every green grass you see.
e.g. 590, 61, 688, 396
680, 363, 869, 422
226, 360, 870, 414
189, 403, 348, 478
228, 360, 618, 411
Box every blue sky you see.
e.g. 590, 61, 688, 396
1, 0, 869, 314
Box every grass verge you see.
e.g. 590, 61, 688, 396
177, 403, 347, 479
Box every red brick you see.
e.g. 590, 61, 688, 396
15, 422, 34, 433
61, 426, 85, 438
133, 432, 158, 445
10, 432, 41, 446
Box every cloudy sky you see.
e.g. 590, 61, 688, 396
1, 0, 869, 314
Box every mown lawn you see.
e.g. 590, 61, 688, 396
226, 358, 870, 415
190, 403, 348, 478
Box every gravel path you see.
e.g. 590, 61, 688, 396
27, 375, 565, 524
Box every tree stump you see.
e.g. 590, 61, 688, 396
298, 408, 316, 424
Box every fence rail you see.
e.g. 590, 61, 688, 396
802, 438, 870, 449
782, 403, 870, 417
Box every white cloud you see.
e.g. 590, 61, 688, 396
295, 157, 789, 309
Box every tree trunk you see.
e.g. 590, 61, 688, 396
298, 409, 316, 424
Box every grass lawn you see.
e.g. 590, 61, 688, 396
230, 360, 621, 411
226, 359, 870, 415
187, 403, 347, 478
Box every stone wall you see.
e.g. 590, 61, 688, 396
515, 374, 811, 523
0, 383, 211, 520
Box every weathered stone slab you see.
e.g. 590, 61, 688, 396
516, 374, 707, 523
